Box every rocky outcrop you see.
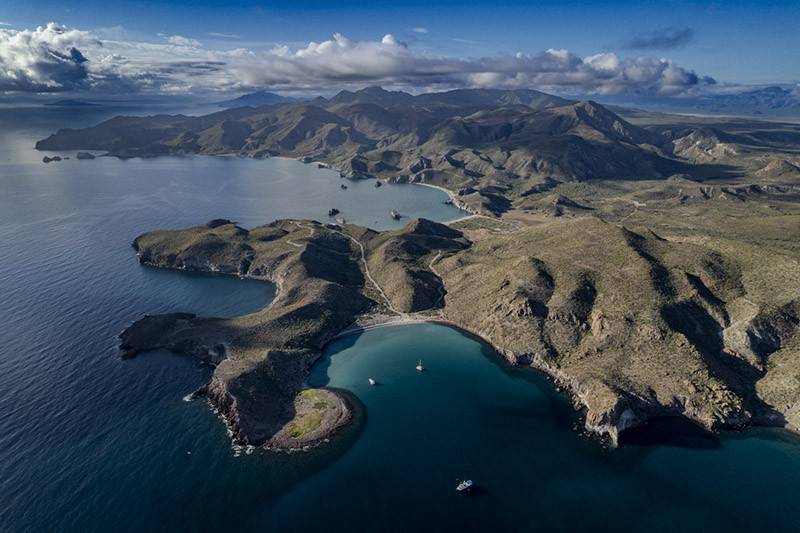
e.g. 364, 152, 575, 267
670, 127, 747, 161
757, 159, 800, 177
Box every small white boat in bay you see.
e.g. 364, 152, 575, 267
456, 480, 473, 492
369, 378, 376, 385
416, 359, 424, 371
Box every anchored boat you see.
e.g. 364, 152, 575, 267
369, 378, 376, 385
456, 480, 473, 492
416, 359, 424, 371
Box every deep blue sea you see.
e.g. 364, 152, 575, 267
1, 105, 800, 532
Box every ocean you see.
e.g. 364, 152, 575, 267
1, 105, 799, 532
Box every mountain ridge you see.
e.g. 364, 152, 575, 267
36, 86, 800, 215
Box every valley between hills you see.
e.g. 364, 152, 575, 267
41, 86, 800, 448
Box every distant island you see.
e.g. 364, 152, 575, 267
215, 91, 299, 108
40, 86, 800, 449
45, 99, 100, 107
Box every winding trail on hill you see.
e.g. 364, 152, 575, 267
291, 222, 449, 317
287, 221, 316, 247
337, 229, 398, 314
616, 200, 646, 223
291, 221, 399, 314
427, 250, 446, 310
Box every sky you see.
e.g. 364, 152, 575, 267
1, 0, 798, 100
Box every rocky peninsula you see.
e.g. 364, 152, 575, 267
121, 206, 800, 448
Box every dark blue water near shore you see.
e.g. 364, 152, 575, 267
1, 106, 800, 532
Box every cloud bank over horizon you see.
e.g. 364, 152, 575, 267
0, 22, 723, 98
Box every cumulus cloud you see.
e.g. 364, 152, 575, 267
622, 27, 695, 51
0, 22, 97, 91
230, 36, 713, 96
412, 27, 428, 34
0, 24, 717, 97
166, 35, 202, 46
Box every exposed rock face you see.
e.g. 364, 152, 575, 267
408, 156, 432, 174
76, 151, 95, 160
757, 159, 800, 177
670, 127, 747, 161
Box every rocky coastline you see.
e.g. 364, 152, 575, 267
120, 213, 800, 450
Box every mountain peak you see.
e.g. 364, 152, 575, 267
329, 86, 415, 107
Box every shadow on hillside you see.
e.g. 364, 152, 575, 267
618, 417, 721, 450
681, 162, 745, 181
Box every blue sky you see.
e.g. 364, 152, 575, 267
1, 0, 798, 97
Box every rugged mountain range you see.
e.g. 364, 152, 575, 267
702, 86, 800, 114
36, 86, 800, 215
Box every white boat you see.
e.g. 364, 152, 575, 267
456, 480, 473, 492
369, 378, 376, 385
416, 359, 424, 371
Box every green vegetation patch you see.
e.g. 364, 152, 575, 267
449, 216, 513, 232
298, 388, 335, 410
286, 412, 324, 439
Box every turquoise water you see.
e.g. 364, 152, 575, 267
1, 106, 800, 532
305, 325, 800, 532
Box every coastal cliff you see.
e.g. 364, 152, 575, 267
121, 214, 800, 448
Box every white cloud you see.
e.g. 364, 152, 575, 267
228, 34, 712, 96
0, 23, 97, 91
208, 32, 240, 38
166, 35, 202, 46
412, 27, 428, 34
0, 24, 717, 97
0, 22, 12, 27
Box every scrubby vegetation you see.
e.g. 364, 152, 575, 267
121, 186, 800, 446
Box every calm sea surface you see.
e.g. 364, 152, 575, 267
1, 106, 799, 532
